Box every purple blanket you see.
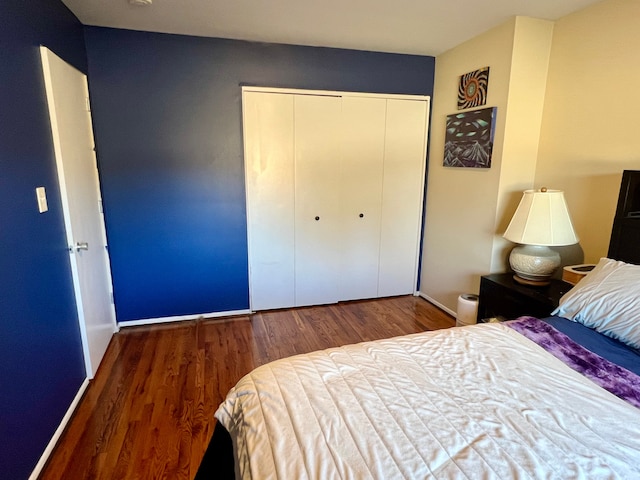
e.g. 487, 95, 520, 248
507, 317, 640, 409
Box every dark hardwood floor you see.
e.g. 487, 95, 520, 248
39, 295, 454, 480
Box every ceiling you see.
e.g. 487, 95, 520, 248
61, 0, 603, 56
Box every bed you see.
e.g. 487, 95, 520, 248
197, 257, 640, 479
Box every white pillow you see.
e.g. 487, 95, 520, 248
552, 257, 640, 350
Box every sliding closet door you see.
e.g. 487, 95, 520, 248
339, 97, 386, 301
378, 99, 429, 297
244, 92, 295, 310
294, 95, 342, 306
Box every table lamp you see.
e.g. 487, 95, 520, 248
503, 188, 579, 286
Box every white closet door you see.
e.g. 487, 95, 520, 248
294, 95, 342, 306
378, 99, 429, 297
244, 91, 295, 310
339, 96, 386, 301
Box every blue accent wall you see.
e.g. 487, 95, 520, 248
85, 28, 435, 322
0, 1, 87, 478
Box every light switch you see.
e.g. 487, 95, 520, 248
36, 186, 48, 213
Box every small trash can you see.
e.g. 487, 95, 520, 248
456, 293, 479, 327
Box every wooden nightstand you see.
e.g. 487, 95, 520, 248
477, 273, 574, 323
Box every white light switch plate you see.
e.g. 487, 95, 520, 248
36, 186, 48, 213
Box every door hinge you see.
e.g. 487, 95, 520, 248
85, 96, 91, 112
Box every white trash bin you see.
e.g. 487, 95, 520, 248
456, 294, 479, 327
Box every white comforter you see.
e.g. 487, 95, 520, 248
215, 323, 640, 479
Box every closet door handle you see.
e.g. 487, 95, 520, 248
315, 216, 320, 221
359, 213, 364, 218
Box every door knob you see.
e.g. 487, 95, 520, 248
359, 213, 364, 218
76, 241, 89, 251
315, 216, 320, 221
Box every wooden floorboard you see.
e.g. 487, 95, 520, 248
39, 295, 454, 479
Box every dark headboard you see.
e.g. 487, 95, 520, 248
608, 170, 640, 264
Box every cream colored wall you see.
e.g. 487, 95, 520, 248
535, 0, 640, 263
492, 17, 554, 272
421, 0, 640, 314
420, 17, 553, 313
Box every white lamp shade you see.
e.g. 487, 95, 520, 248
503, 189, 579, 246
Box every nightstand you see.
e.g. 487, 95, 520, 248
477, 273, 574, 323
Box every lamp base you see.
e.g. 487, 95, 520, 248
509, 244, 561, 286
512, 275, 551, 287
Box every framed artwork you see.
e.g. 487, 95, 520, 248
444, 107, 497, 168
458, 67, 489, 110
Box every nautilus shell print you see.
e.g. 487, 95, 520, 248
458, 67, 489, 110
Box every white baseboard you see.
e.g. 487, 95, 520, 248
417, 291, 457, 317
118, 308, 252, 328
30, 377, 90, 480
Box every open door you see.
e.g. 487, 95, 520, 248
40, 46, 117, 378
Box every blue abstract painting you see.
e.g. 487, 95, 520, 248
444, 107, 497, 168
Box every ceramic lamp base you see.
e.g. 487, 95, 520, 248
509, 244, 560, 286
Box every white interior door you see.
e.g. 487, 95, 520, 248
243, 91, 295, 310
339, 96, 386, 301
41, 47, 117, 379
378, 99, 429, 297
294, 95, 342, 306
